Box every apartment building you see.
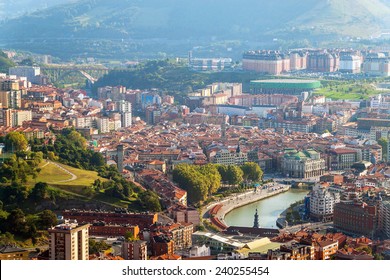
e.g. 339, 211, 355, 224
48, 222, 90, 260
309, 184, 340, 222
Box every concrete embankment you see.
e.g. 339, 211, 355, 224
205, 184, 290, 230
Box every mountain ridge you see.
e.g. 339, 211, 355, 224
1, 0, 389, 58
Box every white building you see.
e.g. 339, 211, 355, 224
97, 117, 110, 133
117, 100, 132, 127
117, 100, 132, 113
121, 111, 132, 127
9, 66, 40, 83
76, 116, 96, 128
212, 148, 248, 165
339, 55, 361, 73
12, 110, 32, 127
309, 184, 340, 222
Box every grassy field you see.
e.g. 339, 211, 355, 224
33, 161, 105, 185
34, 162, 72, 183
29, 161, 140, 209
314, 81, 380, 100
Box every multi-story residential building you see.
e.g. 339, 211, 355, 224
268, 243, 314, 260
289, 51, 307, 71
281, 149, 325, 178
271, 118, 316, 133
309, 184, 340, 222
96, 117, 110, 133
97, 86, 126, 100
9, 66, 40, 83
121, 112, 132, 128
138, 150, 180, 162
339, 55, 362, 73
333, 201, 378, 238
121, 240, 147, 260
169, 206, 200, 226
145, 106, 161, 124
316, 240, 339, 260
151, 235, 174, 257
163, 223, 193, 250
212, 148, 248, 165
328, 148, 359, 170
307, 50, 339, 72
229, 94, 298, 107
0, 108, 12, 126
76, 116, 96, 129
0, 88, 22, 108
89, 223, 139, 239
10, 110, 32, 127
362, 53, 390, 76
379, 200, 390, 239
48, 222, 90, 260
243, 50, 290, 75
190, 58, 232, 71
62, 210, 158, 230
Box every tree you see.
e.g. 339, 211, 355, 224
172, 164, 209, 204
67, 130, 87, 148
240, 162, 263, 182
31, 182, 50, 201
5, 132, 28, 152
38, 210, 58, 230
198, 164, 221, 195
139, 191, 161, 212
0, 51, 15, 73
89, 239, 111, 255
90, 152, 105, 168
226, 165, 244, 186
6, 208, 28, 235
19, 57, 34, 66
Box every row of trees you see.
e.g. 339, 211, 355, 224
0, 152, 43, 184
172, 162, 263, 204
0, 182, 54, 205
173, 164, 221, 204
0, 206, 57, 244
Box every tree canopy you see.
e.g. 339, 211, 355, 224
240, 162, 263, 182
5, 132, 28, 152
172, 163, 221, 204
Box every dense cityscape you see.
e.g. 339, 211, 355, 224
1, 1, 390, 264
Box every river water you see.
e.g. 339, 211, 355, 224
224, 189, 309, 228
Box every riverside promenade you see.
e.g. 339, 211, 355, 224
203, 183, 290, 230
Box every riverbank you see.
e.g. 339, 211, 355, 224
203, 183, 290, 230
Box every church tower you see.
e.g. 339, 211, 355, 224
253, 208, 259, 228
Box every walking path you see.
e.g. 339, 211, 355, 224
42, 160, 78, 183
202, 183, 290, 230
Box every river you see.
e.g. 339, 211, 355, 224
224, 188, 309, 228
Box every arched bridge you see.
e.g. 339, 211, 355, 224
41, 65, 109, 84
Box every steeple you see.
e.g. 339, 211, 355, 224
236, 142, 241, 154
253, 208, 259, 228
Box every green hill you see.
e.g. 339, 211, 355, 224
29, 161, 135, 209
0, 51, 15, 73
